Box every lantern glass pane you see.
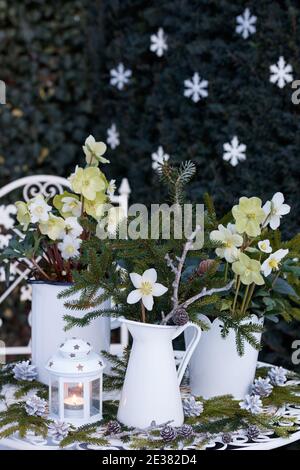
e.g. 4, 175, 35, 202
64, 382, 84, 419
50, 380, 59, 416
90, 378, 100, 416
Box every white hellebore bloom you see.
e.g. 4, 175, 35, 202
64, 217, 83, 239
61, 197, 82, 218
210, 224, 243, 263
110, 63, 132, 91
107, 179, 116, 197
223, 136, 246, 167
28, 195, 51, 223
184, 73, 208, 103
258, 240, 272, 254
261, 249, 289, 277
263, 192, 291, 230
83, 135, 109, 165
150, 28, 168, 57
151, 146, 170, 170
235, 8, 257, 39
58, 235, 82, 260
127, 268, 168, 311
270, 57, 293, 89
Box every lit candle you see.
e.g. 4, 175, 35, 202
64, 389, 84, 418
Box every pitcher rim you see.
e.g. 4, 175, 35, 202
28, 280, 73, 286
119, 318, 179, 329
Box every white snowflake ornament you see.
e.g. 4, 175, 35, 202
270, 57, 293, 89
150, 28, 168, 57
236, 8, 257, 39
107, 123, 120, 149
223, 136, 246, 167
184, 73, 208, 103
110, 63, 132, 91
151, 146, 170, 171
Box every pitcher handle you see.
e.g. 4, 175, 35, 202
172, 322, 201, 385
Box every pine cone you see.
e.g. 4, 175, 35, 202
221, 432, 232, 444
25, 395, 48, 418
246, 425, 260, 440
13, 361, 38, 382
251, 377, 273, 398
160, 425, 177, 442
177, 424, 193, 438
173, 308, 189, 326
182, 396, 204, 417
107, 420, 121, 434
197, 259, 214, 276
48, 421, 70, 441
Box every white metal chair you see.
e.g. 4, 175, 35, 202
0, 174, 130, 359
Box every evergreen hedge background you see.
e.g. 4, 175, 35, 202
0, 2, 300, 379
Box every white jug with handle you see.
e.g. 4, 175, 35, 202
117, 319, 201, 429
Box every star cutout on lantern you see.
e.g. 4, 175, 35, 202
49, 362, 53, 367
70, 353, 76, 358
98, 361, 103, 367
77, 364, 84, 371
87, 350, 90, 355
87, 342, 90, 346
60, 343, 64, 348
73, 344, 80, 350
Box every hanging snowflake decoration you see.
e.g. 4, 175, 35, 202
268, 366, 287, 386
13, 360, 38, 381
239, 394, 263, 414
20, 284, 32, 302
110, 63, 132, 91
107, 123, 120, 149
269, 57, 293, 89
150, 28, 168, 57
184, 73, 208, 103
0, 204, 16, 230
151, 146, 170, 171
48, 421, 70, 441
235, 8, 257, 39
223, 136, 246, 167
25, 395, 48, 417
251, 377, 273, 398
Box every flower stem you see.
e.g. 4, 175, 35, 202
240, 285, 250, 315
232, 275, 241, 316
30, 258, 51, 281
242, 283, 256, 315
224, 262, 229, 282
141, 301, 146, 323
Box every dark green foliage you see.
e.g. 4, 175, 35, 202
0, 0, 92, 186
102, 348, 131, 392
0, 402, 50, 439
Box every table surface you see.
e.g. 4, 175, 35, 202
1, 363, 300, 451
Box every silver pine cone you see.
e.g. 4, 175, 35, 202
251, 377, 273, 397
182, 396, 203, 417
13, 361, 38, 382
48, 421, 70, 441
25, 395, 48, 418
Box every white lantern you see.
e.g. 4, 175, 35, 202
46, 338, 105, 427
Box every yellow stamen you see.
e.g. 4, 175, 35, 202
140, 281, 153, 296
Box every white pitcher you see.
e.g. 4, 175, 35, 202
117, 319, 201, 429
185, 314, 263, 399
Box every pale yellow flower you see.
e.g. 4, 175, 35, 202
232, 197, 265, 237
232, 252, 264, 286
84, 192, 108, 219
15, 201, 30, 230
83, 135, 109, 166
53, 191, 81, 218
39, 214, 65, 241
69, 166, 107, 201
